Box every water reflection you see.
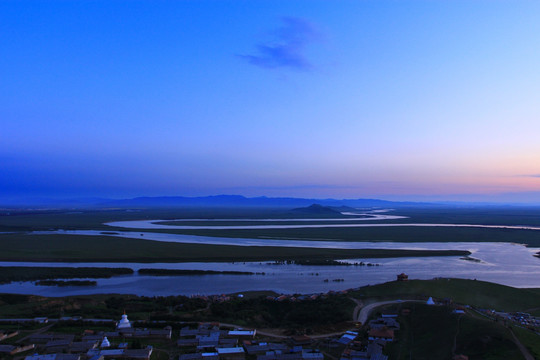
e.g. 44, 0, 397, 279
0, 240, 538, 297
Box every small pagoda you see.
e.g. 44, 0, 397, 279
117, 311, 132, 330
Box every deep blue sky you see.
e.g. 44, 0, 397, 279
2, 1, 540, 202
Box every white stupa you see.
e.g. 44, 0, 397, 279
426, 297, 435, 305
101, 336, 110, 348
117, 311, 132, 330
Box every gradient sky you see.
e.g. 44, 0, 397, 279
2, 1, 540, 202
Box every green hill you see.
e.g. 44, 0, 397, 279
383, 303, 523, 360
291, 203, 342, 214
353, 278, 540, 311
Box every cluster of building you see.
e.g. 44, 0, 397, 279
7, 313, 172, 360
265, 290, 350, 303
6, 280, 517, 360
178, 323, 324, 360
0, 343, 36, 357
338, 312, 401, 360
191, 290, 355, 305
191, 294, 233, 303
507, 312, 540, 329
0, 330, 35, 356
481, 310, 540, 331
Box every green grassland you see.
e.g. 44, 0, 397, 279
0, 233, 469, 262
456, 315, 522, 360
511, 325, 540, 359
364, 279, 540, 359
0, 291, 354, 330
158, 205, 540, 227
3, 205, 540, 230
2, 207, 540, 247
352, 278, 540, 311
392, 206, 540, 226
0, 292, 203, 320
0, 267, 133, 284
2, 206, 540, 263
0, 207, 345, 232
147, 226, 540, 247
207, 294, 355, 329
137, 268, 255, 275
382, 303, 523, 360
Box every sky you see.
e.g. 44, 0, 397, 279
2, 0, 540, 203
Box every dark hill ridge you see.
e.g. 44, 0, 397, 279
291, 204, 342, 214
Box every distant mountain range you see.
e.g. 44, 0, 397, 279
96, 195, 428, 208
0, 194, 429, 209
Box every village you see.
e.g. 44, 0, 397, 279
1, 276, 539, 360
0, 308, 401, 360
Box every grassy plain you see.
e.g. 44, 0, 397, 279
153, 226, 540, 247
4, 205, 540, 226
511, 325, 540, 359
3, 205, 540, 229
1, 206, 540, 263
0, 233, 469, 262
0, 208, 325, 232
0, 267, 133, 284
0, 291, 353, 330
383, 303, 523, 360
360, 279, 540, 359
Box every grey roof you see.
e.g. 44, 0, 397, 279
216, 347, 245, 354
70, 341, 98, 352
29, 334, 74, 343
257, 353, 303, 360
124, 349, 153, 359
82, 335, 104, 342
245, 343, 289, 355
180, 353, 203, 360
24, 355, 81, 360
133, 329, 171, 338
45, 340, 73, 348
219, 338, 238, 346
368, 318, 400, 330
55, 355, 81, 360
197, 331, 221, 340
0, 345, 15, 353
180, 328, 200, 337
178, 338, 199, 346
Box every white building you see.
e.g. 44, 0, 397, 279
117, 312, 132, 330
100, 336, 111, 348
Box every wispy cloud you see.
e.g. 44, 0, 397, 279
240, 17, 320, 70
517, 174, 540, 178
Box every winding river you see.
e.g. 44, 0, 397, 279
1, 210, 539, 296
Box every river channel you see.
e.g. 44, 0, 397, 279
1, 210, 539, 296
1, 240, 538, 296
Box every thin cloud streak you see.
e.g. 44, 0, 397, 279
240, 17, 320, 70
516, 174, 540, 178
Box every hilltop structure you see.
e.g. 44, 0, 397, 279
396, 273, 408, 281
